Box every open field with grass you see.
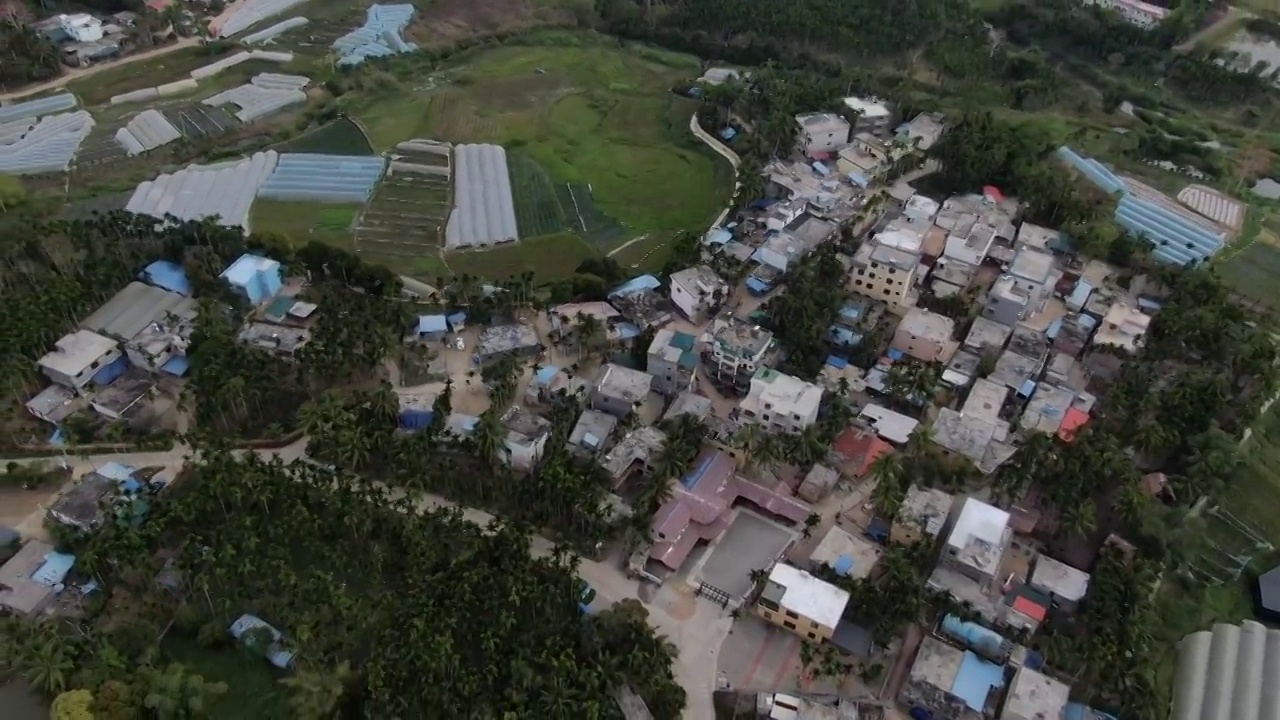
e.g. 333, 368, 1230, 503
347, 34, 733, 261
271, 117, 374, 155
162, 636, 290, 719
1218, 233, 1280, 313
446, 232, 598, 282
250, 200, 361, 246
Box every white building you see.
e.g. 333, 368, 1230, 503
858, 404, 920, 444
891, 308, 958, 365
1029, 556, 1091, 612
38, 330, 121, 390
1001, 666, 1070, 720
502, 407, 551, 472
668, 266, 727, 323
740, 367, 823, 432
1083, 0, 1170, 29
756, 562, 851, 641
711, 321, 774, 382
59, 13, 105, 43
942, 498, 1011, 586
1093, 302, 1151, 353
841, 96, 892, 133
895, 112, 946, 151
795, 112, 851, 156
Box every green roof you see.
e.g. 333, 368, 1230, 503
670, 331, 696, 351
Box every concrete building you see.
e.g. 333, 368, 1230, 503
592, 364, 654, 419
668, 265, 727, 323
0, 539, 70, 617
900, 637, 1006, 720
1028, 556, 1091, 612
893, 485, 954, 546
501, 407, 551, 471
963, 317, 1013, 355
38, 330, 122, 390
941, 498, 1012, 587
795, 112, 851, 156
849, 228, 921, 306
740, 367, 823, 432
601, 426, 667, 486
827, 425, 893, 482
662, 391, 712, 423
943, 217, 998, 268
895, 112, 946, 151
932, 379, 1014, 473
59, 13, 104, 42
809, 526, 881, 581
238, 323, 310, 357
567, 409, 617, 456
221, 253, 283, 305
26, 385, 82, 425
1020, 384, 1077, 435
1001, 666, 1070, 720
475, 323, 542, 363
891, 309, 958, 364
858, 404, 919, 444
1093, 302, 1151, 353
647, 328, 698, 397
48, 464, 138, 531
710, 321, 774, 389
841, 95, 892, 133
1083, 0, 1170, 28
756, 562, 850, 642
990, 325, 1051, 393
1173, 620, 1280, 720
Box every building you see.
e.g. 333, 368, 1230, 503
932, 379, 1014, 473
0, 540, 73, 617
983, 246, 1058, 326
990, 325, 1051, 393
1057, 147, 1231, 265
1049, 314, 1098, 358
795, 113, 851, 156
238, 323, 310, 357
221, 253, 283, 305
59, 13, 104, 42
849, 228, 922, 306
26, 385, 81, 425
892, 485, 954, 546
601, 426, 667, 486
841, 96, 892, 134
827, 425, 893, 482
891, 309, 958, 364
1002, 666, 1070, 720
1173, 620, 1280, 720
648, 329, 699, 396
592, 364, 654, 419
413, 314, 449, 342
567, 409, 617, 456
740, 367, 823, 432
1020, 384, 1077, 435
38, 330, 122, 390
895, 112, 946, 151
698, 67, 742, 85
475, 323, 542, 363
1256, 565, 1280, 623
837, 134, 892, 180
963, 317, 1014, 355
668, 266, 727, 323
710, 320, 774, 389
1092, 302, 1151, 353
943, 218, 998, 268
81, 282, 198, 371
662, 391, 712, 423
756, 562, 851, 642
1083, 0, 1170, 28
941, 498, 1011, 587
1028, 556, 1091, 612
796, 464, 840, 504
858, 404, 919, 444
501, 406, 551, 471
809, 526, 881, 581
900, 637, 1007, 720
47, 463, 141, 531
89, 368, 155, 420
649, 450, 810, 570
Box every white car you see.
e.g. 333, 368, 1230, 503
454, 337, 465, 351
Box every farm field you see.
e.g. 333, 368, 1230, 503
445, 233, 599, 283
66, 44, 240, 106
271, 117, 374, 155
1218, 234, 1280, 314
348, 34, 733, 263
250, 200, 361, 246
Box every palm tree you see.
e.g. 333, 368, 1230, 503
473, 411, 505, 468
21, 641, 74, 696
142, 662, 229, 720
279, 661, 353, 719
574, 312, 605, 359
869, 453, 907, 518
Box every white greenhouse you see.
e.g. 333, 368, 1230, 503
445, 143, 519, 249
125, 151, 280, 230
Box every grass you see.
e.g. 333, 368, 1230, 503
162, 636, 291, 719
271, 118, 375, 155
1218, 237, 1280, 312
66, 45, 236, 106
249, 200, 360, 246
348, 34, 733, 264
445, 233, 597, 282
508, 151, 569, 238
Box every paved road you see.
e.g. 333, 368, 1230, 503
0, 38, 202, 102
6, 435, 727, 719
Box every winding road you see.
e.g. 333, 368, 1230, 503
0, 38, 203, 102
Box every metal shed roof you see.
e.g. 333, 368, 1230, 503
1173, 620, 1280, 720
81, 281, 196, 341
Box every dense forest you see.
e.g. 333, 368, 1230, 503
2, 444, 685, 718
0, 19, 62, 88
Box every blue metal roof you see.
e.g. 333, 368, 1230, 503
1067, 280, 1093, 308
1045, 319, 1063, 339
447, 311, 467, 330
848, 171, 870, 188
951, 651, 1005, 712
417, 314, 448, 334
610, 274, 661, 297
811, 161, 830, 176
705, 228, 733, 246
534, 365, 560, 386
826, 355, 849, 369
1019, 379, 1037, 397
92, 356, 129, 386
745, 276, 773, 295
615, 322, 642, 341
161, 355, 190, 376
141, 260, 192, 296
32, 551, 75, 587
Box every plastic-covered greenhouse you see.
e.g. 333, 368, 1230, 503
258, 154, 387, 203
0, 93, 77, 125
203, 74, 308, 123
332, 4, 418, 66
125, 151, 279, 230
0, 111, 95, 175
214, 0, 308, 37
115, 110, 182, 156
242, 16, 309, 44
445, 144, 519, 248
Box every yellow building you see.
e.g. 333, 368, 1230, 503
755, 562, 851, 642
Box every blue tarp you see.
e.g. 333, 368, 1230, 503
811, 161, 830, 177
719, 127, 737, 140
221, 254, 283, 305
1045, 319, 1063, 339
745, 277, 772, 296
615, 322, 642, 341
398, 408, 434, 431
951, 651, 1005, 712
704, 228, 733, 246
887, 348, 905, 361
49, 428, 67, 446
32, 552, 75, 587
839, 302, 867, 324
848, 171, 870, 188
832, 554, 854, 576
417, 314, 448, 335
92, 355, 130, 386
609, 274, 661, 298
826, 355, 849, 369
140, 260, 192, 296
829, 325, 863, 347
1019, 379, 1037, 397
533, 365, 560, 387
161, 355, 190, 376
447, 312, 467, 331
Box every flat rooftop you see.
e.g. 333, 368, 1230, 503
1029, 556, 1091, 602
596, 364, 654, 403
899, 485, 954, 538
899, 308, 955, 343
809, 525, 881, 580
1009, 246, 1056, 284
947, 498, 1011, 578
1003, 666, 1070, 720
713, 321, 773, 359
39, 330, 117, 376
763, 562, 850, 628
963, 317, 1013, 352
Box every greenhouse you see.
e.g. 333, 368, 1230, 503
445, 143, 519, 248
0, 93, 77, 125
332, 4, 418, 66
125, 151, 279, 230
115, 110, 183, 156
0, 111, 95, 175
202, 74, 308, 123
258, 153, 387, 203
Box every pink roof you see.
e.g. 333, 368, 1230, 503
983, 185, 1005, 202
1012, 595, 1047, 622
649, 450, 812, 570
832, 426, 893, 477
1057, 407, 1090, 442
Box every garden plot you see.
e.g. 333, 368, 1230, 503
126, 150, 279, 229
355, 140, 452, 255
203, 73, 309, 123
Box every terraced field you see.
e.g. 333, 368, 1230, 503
355, 144, 451, 256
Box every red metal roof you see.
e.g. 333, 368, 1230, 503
1057, 407, 1090, 442
1012, 594, 1047, 622
983, 185, 1005, 202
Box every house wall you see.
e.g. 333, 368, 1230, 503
591, 390, 637, 419
670, 280, 703, 323
798, 123, 850, 156
504, 435, 547, 472
983, 292, 1028, 326
42, 346, 123, 389
850, 262, 914, 306
756, 598, 836, 642
891, 328, 958, 365
648, 354, 692, 397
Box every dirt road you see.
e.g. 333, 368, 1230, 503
0, 37, 202, 102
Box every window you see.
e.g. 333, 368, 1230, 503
759, 598, 780, 612
807, 632, 817, 639
809, 620, 819, 629
763, 611, 774, 620
868, 272, 876, 280
870, 262, 880, 270
854, 280, 863, 286
887, 267, 896, 274
784, 621, 797, 630
785, 610, 799, 619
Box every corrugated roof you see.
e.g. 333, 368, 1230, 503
81, 282, 196, 341
1173, 620, 1280, 720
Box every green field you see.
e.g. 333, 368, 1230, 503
508, 151, 569, 238
446, 233, 598, 282
162, 636, 291, 719
250, 200, 361, 246
1218, 237, 1280, 313
348, 35, 733, 263
271, 118, 375, 155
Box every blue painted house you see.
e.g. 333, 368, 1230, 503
221, 254, 283, 305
